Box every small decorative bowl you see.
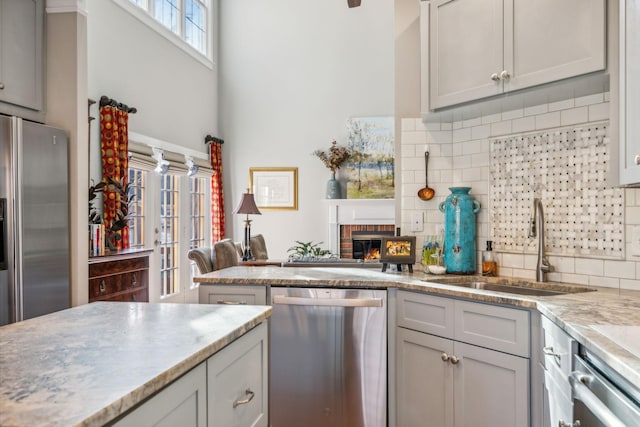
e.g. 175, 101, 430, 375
428, 265, 447, 275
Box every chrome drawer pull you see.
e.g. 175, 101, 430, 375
543, 346, 562, 364
99, 280, 106, 293
217, 300, 247, 305
559, 420, 580, 427
233, 388, 255, 408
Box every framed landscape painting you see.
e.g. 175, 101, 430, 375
345, 117, 394, 199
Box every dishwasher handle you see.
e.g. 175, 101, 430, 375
272, 295, 383, 308
570, 371, 628, 427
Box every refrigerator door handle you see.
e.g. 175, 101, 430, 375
0, 198, 6, 270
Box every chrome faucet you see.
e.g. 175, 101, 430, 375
528, 198, 553, 282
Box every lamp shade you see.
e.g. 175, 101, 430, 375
234, 191, 261, 215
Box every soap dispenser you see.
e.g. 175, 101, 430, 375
482, 240, 497, 276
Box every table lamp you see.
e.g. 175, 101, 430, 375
234, 189, 261, 261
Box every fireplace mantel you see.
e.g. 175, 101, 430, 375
326, 199, 396, 255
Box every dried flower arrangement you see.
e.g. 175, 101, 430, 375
313, 141, 351, 174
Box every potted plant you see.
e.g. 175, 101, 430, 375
313, 140, 351, 199
88, 177, 132, 251
287, 241, 333, 261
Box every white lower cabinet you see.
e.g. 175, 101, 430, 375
208, 322, 268, 427
396, 291, 530, 427
113, 322, 267, 427
113, 363, 207, 427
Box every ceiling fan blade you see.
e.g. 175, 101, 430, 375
347, 0, 361, 7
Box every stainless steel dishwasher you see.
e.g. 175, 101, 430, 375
269, 287, 387, 427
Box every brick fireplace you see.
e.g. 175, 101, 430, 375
340, 225, 396, 259
326, 199, 395, 257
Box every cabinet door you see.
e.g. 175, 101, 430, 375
541, 366, 573, 427
208, 322, 268, 427
429, 0, 504, 109
396, 327, 454, 427
619, 0, 640, 185
506, 0, 605, 92
453, 342, 529, 427
113, 363, 207, 427
0, 0, 43, 111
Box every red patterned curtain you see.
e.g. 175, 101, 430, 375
100, 105, 130, 251
210, 141, 225, 242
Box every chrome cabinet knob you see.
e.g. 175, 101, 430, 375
500, 70, 511, 80
635, 154, 640, 165
0, 82, 4, 90
449, 355, 460, 365
441, 353, 450, 362
491, 73, 500, 81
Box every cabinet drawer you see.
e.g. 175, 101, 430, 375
397, 291, 454, 339
89, 271, 144, 299
89, 256, 149, 278
454, 300, 530, 357
207, 322, 268, 427
199, 285, 267, 305
541, 315, 575, 378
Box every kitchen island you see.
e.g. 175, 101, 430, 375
0, 302, 271, 427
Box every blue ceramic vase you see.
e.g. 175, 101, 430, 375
438, 187, 481, 274
326, 172, 341, 199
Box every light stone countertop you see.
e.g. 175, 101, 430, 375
0, 302, 272, 427
195, 266, 640, 387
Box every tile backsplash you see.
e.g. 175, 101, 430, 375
491, 124, 625, 259
401, 92, 640, 290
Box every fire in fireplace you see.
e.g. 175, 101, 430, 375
351, 230, 395, 261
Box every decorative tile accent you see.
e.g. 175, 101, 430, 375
489, 124, 625, 258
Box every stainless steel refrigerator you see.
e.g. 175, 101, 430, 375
0, 115, 70, 326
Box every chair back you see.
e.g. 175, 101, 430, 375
213, 239, 240, 269
249, 234, 269, 260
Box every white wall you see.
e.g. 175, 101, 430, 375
219, 0, 394, 258
86, 0, 217, 183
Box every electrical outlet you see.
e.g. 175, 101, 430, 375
411, 212, 423, 232
632, 225, 640, 257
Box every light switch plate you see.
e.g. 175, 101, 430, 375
411, 212, 423, 232
632, 225, 640, 257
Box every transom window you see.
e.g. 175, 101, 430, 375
120, 0, 211, 64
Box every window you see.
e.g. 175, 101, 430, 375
127, 142, 212, 302
160, 175, 180, 297
189, 176, 207, 287
119, 0, 212, 65
128, 168, 146, 249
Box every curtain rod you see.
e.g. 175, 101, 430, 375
205, 135, 224, 145
99, 95, 137, 114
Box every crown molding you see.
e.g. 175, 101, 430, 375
46, 0, 88, 16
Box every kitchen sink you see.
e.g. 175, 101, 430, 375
423, 278, 596, 297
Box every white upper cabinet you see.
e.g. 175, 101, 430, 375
0, 0, 44, 112
617, 0, 640, 185
424, 0, 606, 110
